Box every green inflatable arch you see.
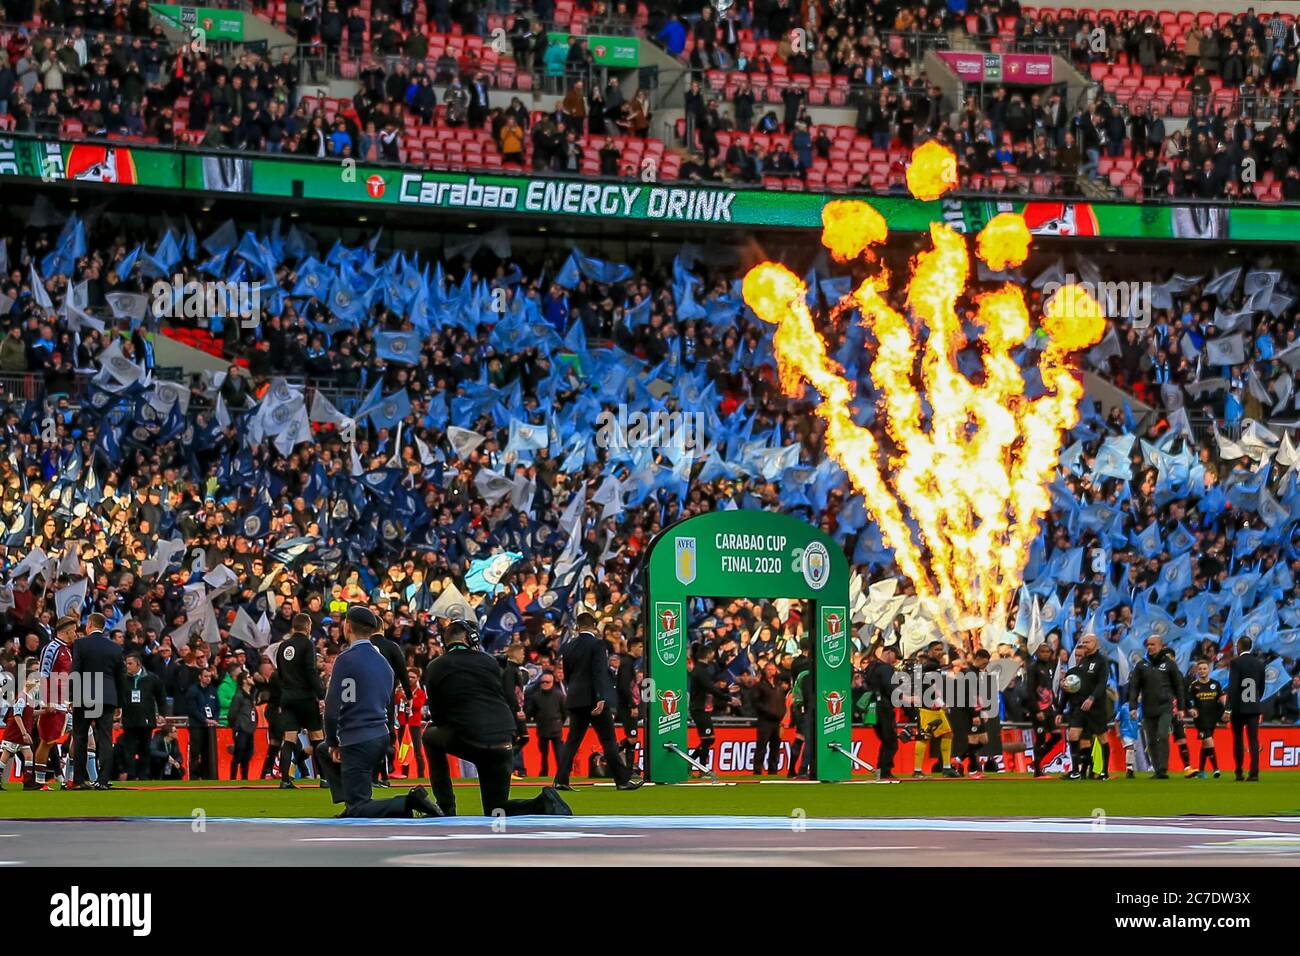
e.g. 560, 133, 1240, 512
639, 510, 853, 783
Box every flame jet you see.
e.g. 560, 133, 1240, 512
742, 144, 1105, 644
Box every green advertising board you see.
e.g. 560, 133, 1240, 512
546, 32, 640, 68
150, 4, 246, 42
641, 511, 852, 783
4, 134, 1300, 243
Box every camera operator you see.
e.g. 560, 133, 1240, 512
422, 620, 572, 816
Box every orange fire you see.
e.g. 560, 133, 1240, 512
743, 143, 1105, 642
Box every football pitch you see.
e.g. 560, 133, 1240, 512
2, 774, 1299, 867
1, 773, 1298, 820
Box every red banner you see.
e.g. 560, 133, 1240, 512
8, 723, 1300, 783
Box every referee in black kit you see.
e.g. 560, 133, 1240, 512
314, 607, 442, 818
422, 620, 572, 817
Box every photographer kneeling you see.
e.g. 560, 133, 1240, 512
422, 621, 571, 817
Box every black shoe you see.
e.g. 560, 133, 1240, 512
405, 786, 444, 818
1125, 769, 1135, 779
1152, 772, 1169, 779
22, 780, 40, 791
1062, 771, 1082, 780
941, 768, 960, 778
279, 778, 297, 789
1247, 773, 1259, 782
540, 786, 573, 816
616, 776, 645, 790
374, 780, 391, 789
1098, 773, 1110, 781
93, 781, 113, 791
878, 771, 895, 780
552, 782, 575, 791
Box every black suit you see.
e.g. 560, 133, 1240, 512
1228, 652, 1267, 777
119, 669, 165, 779
555, 631, 631, 786
70, 632, 126, 785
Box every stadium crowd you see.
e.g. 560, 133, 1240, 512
0, 168, 1299, 784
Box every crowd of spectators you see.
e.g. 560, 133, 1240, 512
0, 198, 1295, 785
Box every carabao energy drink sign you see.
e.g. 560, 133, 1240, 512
641, 511, 851, 783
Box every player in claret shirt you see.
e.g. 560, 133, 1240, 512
28, 615, 79, 790
0, 672, 40, 788
1186, 660, 1226, 779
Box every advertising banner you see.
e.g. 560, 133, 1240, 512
938, 51, 1054, 84
3, 135, 1299, 243
150, 4, 247, 42
546, 32, 640, 67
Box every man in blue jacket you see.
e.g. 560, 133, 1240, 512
316, 606, 441, 818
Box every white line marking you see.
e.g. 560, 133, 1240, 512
300, 832, 642, 843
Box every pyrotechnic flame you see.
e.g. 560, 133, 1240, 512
743, 143, 1104, 645
905, 140, 960, 202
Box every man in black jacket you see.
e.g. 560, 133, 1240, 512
369, 619, 410, 786
71, 613, 126, 789
184, 666, 220, 780
864, 645, 900, 779
119, 653, 165, 780
614, 636, 642, 770
1228, 636, 1267, 781
274, 613, 326, 788
554, 613, 642, 791
1128, 635, 1185, 779
525, 670, 567, 777
751, 661, 786, 776
1024, 641, 1059, 777
422, 621, 571, 816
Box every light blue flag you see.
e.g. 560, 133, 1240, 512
1154, 552, 1193, 604
1134, 521, 1163, 559
1261, 659, 1291, 701
1257, 628, 1300, 658
202, 220, 238, 256
1166, 522, 1196, 557
293, 258, 333, 298
505, 418, 548, 458
465, 551, 523, 595
375, 331, 422, 365
117, 243, 143, 279
1090, 434, 1135, 482
1229, 598, 1278, 644
1221, 571, 1261, 607
363, 388, 410, 431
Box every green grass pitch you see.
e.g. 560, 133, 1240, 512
1, 774, 1296, 820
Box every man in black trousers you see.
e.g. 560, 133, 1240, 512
864, 643, 900, 779
70, 613, 126, 790
1128, 634, 1184, 779
369, 618, 411, 786
554, 613, 643, 791
315, 606, 441, 818
422, 621, 572, 816
1228, 635, 1267, 782
119, 652, 165, 780
751, 661, 785, 775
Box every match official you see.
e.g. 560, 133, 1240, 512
315, 607, 442, 818
421, 621, 572, 817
